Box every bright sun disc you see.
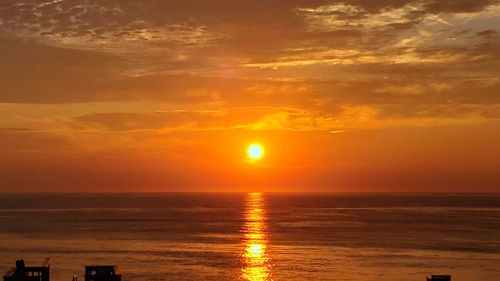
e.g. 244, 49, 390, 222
247, 144, 264, 160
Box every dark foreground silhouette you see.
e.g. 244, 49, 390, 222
2, 258, 451, 281
3, 259, 121, 281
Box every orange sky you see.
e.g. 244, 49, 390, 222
1, 0, 500, 192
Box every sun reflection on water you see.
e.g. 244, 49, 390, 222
241, 192, 273, 281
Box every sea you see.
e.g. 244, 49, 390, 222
0, 193, 499, 281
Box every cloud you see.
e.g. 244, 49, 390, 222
1, 0, 500, 192
0, 2, 499, 135
73, 110, 262, 131
0, 127, 74, 153
0, 0, 217, 52
68, 103, 500, 138
423, 0, 498, 13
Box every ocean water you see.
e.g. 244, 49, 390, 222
0, 193, 499, 281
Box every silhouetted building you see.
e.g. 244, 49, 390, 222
3, 258, 50, 281
84, 266, 121, 281
427, 275, 451, 281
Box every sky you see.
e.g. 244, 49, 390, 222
1, 0, 499, 192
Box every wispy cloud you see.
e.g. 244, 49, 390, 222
1, 0, 499, 190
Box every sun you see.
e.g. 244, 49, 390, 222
247, 144, 264, 160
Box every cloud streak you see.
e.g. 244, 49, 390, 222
1, 0, 499, 191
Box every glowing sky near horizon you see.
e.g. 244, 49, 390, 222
0, 0, 499, 192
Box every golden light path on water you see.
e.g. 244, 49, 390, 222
241, 192, 273, 281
